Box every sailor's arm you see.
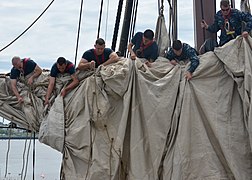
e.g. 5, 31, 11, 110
45, 76, 55, 105
128, 42, 136, 60
27, 65, 42, 85
102, 52, 119, 66
10, 79, 23, 103
77, 58, 95, 70
61, 74, 79, 97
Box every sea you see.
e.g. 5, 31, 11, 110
0, 139, 62, 180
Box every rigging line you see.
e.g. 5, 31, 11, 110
74, 0, 84, 66
0, 0, 55, 53
20, 133, 28, 180
127, 0, 138, 57
23, 133, 32, 180
104, 0, 110, 41
200, 0, 206, 41
4, 127, 12, 178
111, 0, 124, 51
97, 0, 104, 39
32, 132, 36, 180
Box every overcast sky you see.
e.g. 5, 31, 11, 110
0, 0, 241, 73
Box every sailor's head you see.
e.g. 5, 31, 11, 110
172, 40, 183, 56
94, 38, 105, 55
220, 0, 231, 16
56, 57, 67, 73
143, 29, 154, 45
12, 56, 22, 70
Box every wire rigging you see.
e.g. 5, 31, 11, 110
74, 0, 85, 66
104, 0, 110, 41
97, 0, 104, 39
0, 0, 55, 53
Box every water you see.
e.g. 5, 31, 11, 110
0, 139, 62, 180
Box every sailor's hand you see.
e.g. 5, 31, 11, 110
201, 20, 208, 29
242, 31, 249, 38
90, 60, 95, 69
44, 96, 49, 105
61, 88, 67, 97
185, 71, 192, 80
170, 60, 178, 66
130, 53, 136, 60
145, 61, 151, 67
27, 76, 34, 85
18, 96, 24, 103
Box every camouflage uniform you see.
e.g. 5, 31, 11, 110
207, 8, 252, 46
166, 43, 199, 73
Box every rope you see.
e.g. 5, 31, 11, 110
127, 0, 138, 57
158, 0, 164, 16
20, 132, 29, 180
111, 0, 124, 51
200, 0, 206, 41
23, 133, 33, 180
104, 0, 110, 41
4, 127, 12, 178
0, 0, 55, 52
74, 0, 85, 66
33, 132, 36, 180
97, 0, 104, 39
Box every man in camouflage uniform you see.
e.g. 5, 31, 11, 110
201, 0, 252, 46
166, 40, 199, 80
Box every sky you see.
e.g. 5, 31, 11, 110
0, 0, 198, 73
0, 0, 242, 73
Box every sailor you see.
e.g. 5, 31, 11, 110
10, 56, 42, 103
201, 0, 252, 46
45, 57, 79, 105
77, 38, 119, 70
128, 29, 158, 66
166, 40, 199, 80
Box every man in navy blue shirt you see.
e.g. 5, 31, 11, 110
166, 40, 199, 80
201, 0, 252, 46
45, 57, 79, 105
77, 38, 119, 70
128, 29, 158, 65
10, 56, 42, 103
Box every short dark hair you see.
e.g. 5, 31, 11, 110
95, 38, 105, 45
220, 0, 230, 7
57, 57, 66, 65
143, 29, 154, 40
172, 40, 182, 51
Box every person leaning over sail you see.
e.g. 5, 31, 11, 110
128, 29, 158, 66
44, 57, 79, 105
77, 38, 119, 70
201, 0, 252, 46
10, 56, 42, 103
166, 40, 199, 81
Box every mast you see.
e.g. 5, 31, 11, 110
118, 0, 134, 57
193, 0, 216, 51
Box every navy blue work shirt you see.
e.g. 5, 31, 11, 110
166, 43, 199, 73
131, 32, 158, 61
10, 58, 37, 79
50, 60, 76, 77
82, 48, 113, 68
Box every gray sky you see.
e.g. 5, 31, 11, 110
0, 0, 241, 73
0, 0, 197, 72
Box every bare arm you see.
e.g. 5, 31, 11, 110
10, 79, 23, 103
45, 76, 56, 105
102, 52, 119, 66
77, 58, 95, 70
61, 74, 79, 97
127, 42, 136, 60
27, 65, 42, 85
